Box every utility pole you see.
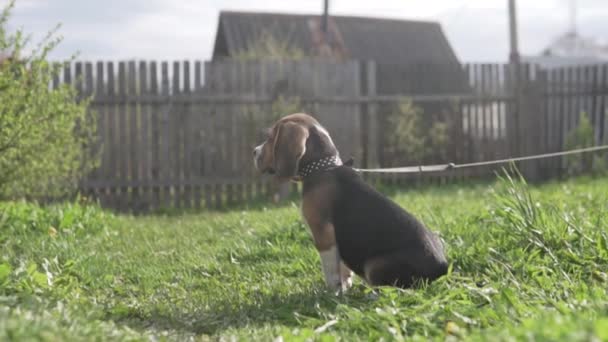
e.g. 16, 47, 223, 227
507, 0, 523, 162
508, 0, 520, 65
322, 0, 329, 35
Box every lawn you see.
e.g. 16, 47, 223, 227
1, 173, 608, 341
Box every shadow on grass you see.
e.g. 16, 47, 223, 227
116, 285, 373, 336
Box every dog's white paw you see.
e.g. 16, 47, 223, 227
341, 274, 353, 290
330, 275, 353, 296
339, 263, 353, 292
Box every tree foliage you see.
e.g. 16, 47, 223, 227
0, 0, 96, 199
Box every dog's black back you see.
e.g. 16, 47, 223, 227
330, 166, 448, 287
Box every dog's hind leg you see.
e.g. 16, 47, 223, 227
363, 253, 416, 288
363, 251, 447, 288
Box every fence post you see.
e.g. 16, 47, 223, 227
360, 60, 378, 169
519, 66, 545, 181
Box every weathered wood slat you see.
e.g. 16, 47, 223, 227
212, 62, 226, 209
104, 62, 118, 209
193, 61, 203, 209
82, 62, 94, 191
225, 63, 236, 205
149, 61, 161, 210
567, 67, 577, 137
172, 61, 183, 209
139, 61, 151, 211
160, 61, 172, 209
547, 67, 558, 175
117, 62, 129, 210
182, 60, 193, 209
94, 61, 108, 205
127, 61, 140, 212
557, 68, 567, 174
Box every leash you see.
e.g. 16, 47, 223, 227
354, 144, 608, 174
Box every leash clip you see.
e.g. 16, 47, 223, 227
343, 157, 355, 167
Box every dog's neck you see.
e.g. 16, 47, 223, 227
298, 155, 343, 179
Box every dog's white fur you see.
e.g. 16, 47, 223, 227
319, 245, 353, 292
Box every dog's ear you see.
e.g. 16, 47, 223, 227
273, 121, 309, 180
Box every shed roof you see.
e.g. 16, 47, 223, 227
213, 11, 460, 66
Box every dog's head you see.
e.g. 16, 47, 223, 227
253, 113, 339, 182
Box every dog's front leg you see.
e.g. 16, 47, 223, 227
306, 221, 346, 292
319, 245, 342, 291
302, 205, 349, 292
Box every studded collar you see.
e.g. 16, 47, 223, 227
297, 155, 343, 179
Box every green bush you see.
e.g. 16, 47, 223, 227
386, 98, 451, 164
564, 112, 606, 176
0, 0, 97, 200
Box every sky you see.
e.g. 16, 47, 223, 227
4, 0, 608, 63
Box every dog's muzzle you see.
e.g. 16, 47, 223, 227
253, 144, 263, 170
253, 143, 274, 174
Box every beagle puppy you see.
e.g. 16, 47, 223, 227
253, 113, 448, 291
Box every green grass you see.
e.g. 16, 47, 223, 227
1, 173, 608, 341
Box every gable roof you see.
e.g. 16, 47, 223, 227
213, 11, 460, 66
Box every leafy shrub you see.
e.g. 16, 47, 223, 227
564, 111, 606, 176
0, 1, 97, 200
386, 98, 451, 165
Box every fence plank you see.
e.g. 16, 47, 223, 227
171, 61, 182, 209
551, 68, 561, 176
93, 61, 108, 205
91, 62, 107, 205
81, 62, 94, 197
214, 70, 224, 209
482, 64, 493, 177
568, 67, 577, 136
104, 63, 117, 209
116, 62, 129, 209
226, 63, 236, 206
149, 61, 161, 210
537, 69, 549, 176
139, 61, 151, 211
160, 61, 172, 209
182, 60, 193, 209
202, 62, 213, 209
193, 61, 203, 209
127, 61, 140, 212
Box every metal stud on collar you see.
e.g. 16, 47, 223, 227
298, 155, 342, 178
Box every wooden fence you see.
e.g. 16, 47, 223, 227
53, 59, 608, 212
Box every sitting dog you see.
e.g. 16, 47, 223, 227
253, 113, 448, 291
